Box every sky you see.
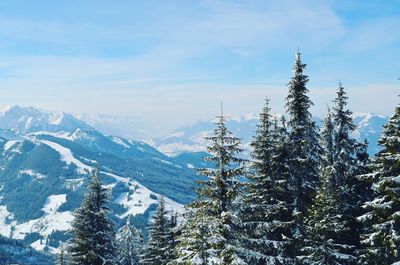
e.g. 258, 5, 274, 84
0, 0, 398, 130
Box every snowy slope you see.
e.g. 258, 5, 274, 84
0, 105, 193, 254
0, 235, 53, 264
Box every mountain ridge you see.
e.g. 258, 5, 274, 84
0, 105, 194, 255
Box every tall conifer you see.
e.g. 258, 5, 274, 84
240, 98, 293, 264
285, 52, 322, 259
358, 100, 400, 264
197, 108, 246, 264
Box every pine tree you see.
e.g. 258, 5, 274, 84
239, 98, 293, 264
116, 216, 144, 265
285, 51, 321, 258
197, 109, 247, 264
142, 197, 170, 265
302, 168, 355, 265
68, 170, 117, 265
331, 83, 367, 258
358, 99, 400, 264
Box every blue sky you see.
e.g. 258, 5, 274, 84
0, 0, 398, 129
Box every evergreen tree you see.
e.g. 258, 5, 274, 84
271, 115, 292, 207
166, 211, 179, 262
68, 170, 117, 265
197, 109, 247, 264
285, 51, 322, 258
302, 168, 355, 265
321, 106, 334, 169
56, 246, 67, 265
116, 216, 144, 265
142, 197, 170, 265
170, 196, 214, 265
332, 83, 357, 187
355, 139, 370, 177
358, 99, 400, 264
331, 83, 367, 258
239, 98, 293, 264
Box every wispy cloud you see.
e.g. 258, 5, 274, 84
0, 0, 397, 129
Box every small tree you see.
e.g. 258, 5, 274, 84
68, 170, 117, 265
166, 211, 179, 262
142, 197, 170, 265
302, 168, 355, 265
117, 216, 144, 265
56, 244, 67, 265
170, 196, 213, 265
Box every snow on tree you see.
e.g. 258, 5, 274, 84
239, 98, 294, 265
321, 106, 335, 169
116, 216, 144, 265
170, 196, 216, 265
358, 99, 400, 264
56, 245, 67, 265
166, 211, 179, 262
68, 169, 117, 265
331, 83, 369, 258
302, 167, 355, 265
285, 51, 322, 258
141, 197, 170, 265
195, 109, 247, 264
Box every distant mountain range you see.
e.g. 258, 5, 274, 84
75, 110, 388, 157
153, 113, 388, 157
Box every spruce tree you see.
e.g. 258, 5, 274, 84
166, 211, 179, 262
285, 52, 321, 258
239, 98, 293, 264
331, 83, 366, 258
116, 216, 144, 265
302, 168, 355, 265
69, 170, 117, 265
321, 107, 334, 169
170, 196, 213, 265
197, 109, 247, 264
358, 99, 400, 264
142, 197, 170, 265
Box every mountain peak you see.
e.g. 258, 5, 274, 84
0, 105, 91, 135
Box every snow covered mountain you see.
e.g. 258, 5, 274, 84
0, 106, 195, 255
0, 105, 91, 135
154, 113, 388, 156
